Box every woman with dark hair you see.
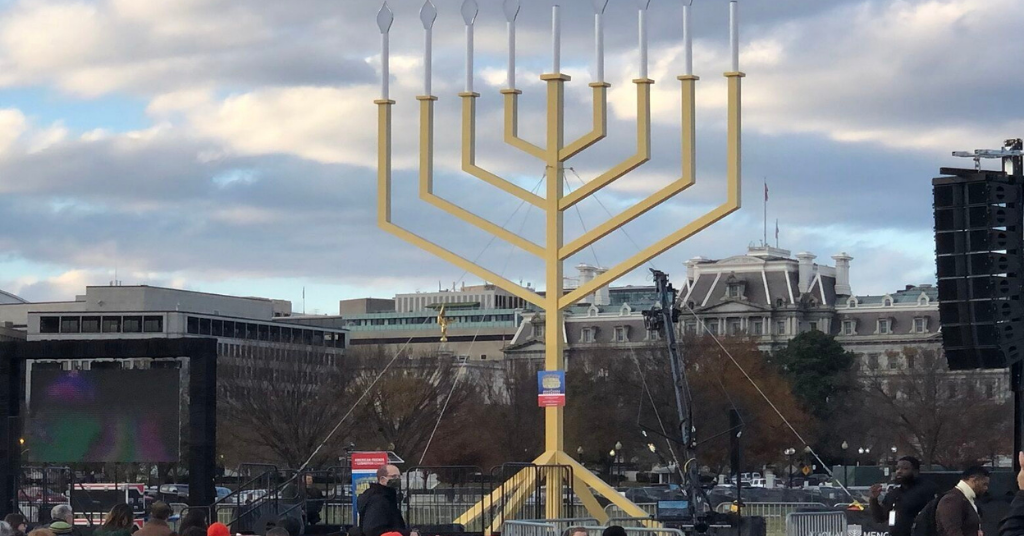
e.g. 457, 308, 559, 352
94, 504, 134, 536
176, 510, 208, 536
4, 514, 27, 536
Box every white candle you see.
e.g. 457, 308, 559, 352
683, 2, 693, 76
377, 3, 393, 99
591, 1, 607, 82
730, 0, 739, 72
552, 5, 561, 73
382, 33, 390, 99
462, 0, 478, 92
639, 3, 648, 79
507, 21, 516, 89
421, 1, 436, 95
424, 28, 432, 95
504, 1, 519, 89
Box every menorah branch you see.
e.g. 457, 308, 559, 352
559, 79, 652, 210
559, 82, 610, 160
418, 96, 544, 258
460, 93, 545, 208
376, 100, 546, 309
561, 73, 743, 309
559, 76, 698, 260
501, 89, 546, 160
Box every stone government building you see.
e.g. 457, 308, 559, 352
503, 245, 1008, 399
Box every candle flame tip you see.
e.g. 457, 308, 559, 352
420, 0, 437, 29
461, 0, 479, 25
376, 3, 394, 34
502, 0, 520, 22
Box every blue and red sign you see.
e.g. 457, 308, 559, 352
537, 371, 566, 407
351, 451, 389, 524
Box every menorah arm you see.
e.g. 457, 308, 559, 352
559, 79, 652, 210
560, 73, 744, 309
461, 93, 545, 208
560, 76, 699, 260
376, 99, 546, 310
417, 96, 543, 258
500, 89, 546, 160
559, 82, 609, 160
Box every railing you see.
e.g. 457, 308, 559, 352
785, 511, 847, 536
714, 502, 830, 536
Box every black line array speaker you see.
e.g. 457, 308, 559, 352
188, 352, 217, 507
934, 169, 1024, 370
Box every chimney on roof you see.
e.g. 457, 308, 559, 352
797, 252, 816, 294
832, 252, 853, 297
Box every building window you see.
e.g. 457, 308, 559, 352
60, 316, 81, 334
535, 324, 545, 339
123, 316, 143, 333
187, 316, 199, 335
986, 382, 995, 399
877, 319, 891, 334
776, 320, 786, 335
750, 320, 763, 336
888, 355, 900, 369
39, 316, 60, 334
614, 326, 628, 342
947, 382, 957, 399
199, 318, 212, 336
906, 353, 915, 369
580, 328, 595, 343
103, 317, 122, 333
684, 321, 697, 334
727, 285, 742, 299
841, 320, 855, 336
914, 317, 927, 333
868, 353, 880, 370
883, 298, 893, 307
647, 329, 661, 341
808, 321, 818, 331
727, 319, 742, 336
81, 316, 101, 333
707, 320, 719, 335
143, 316, 163, 333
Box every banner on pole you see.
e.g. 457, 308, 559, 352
537, 370, 566, 407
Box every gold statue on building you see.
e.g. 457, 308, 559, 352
437, 304, 449, 343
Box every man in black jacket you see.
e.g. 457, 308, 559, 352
359, 465, 407, 536
1000, 453, 1024, 536
870, 456, 937, 536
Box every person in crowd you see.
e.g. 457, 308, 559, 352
47, 505, 78, 536
5, 514, 27, 536
602, 526, 627, 536
181, 527, 206, 536
135, 502, 173, 536
273, 517, 301, 536
870, 456, 938, 536
177, 510, 208, 535
567, 528, 589, 536
408, 528, 421, 536
94, 504, 135, 536
1000, 453, 1024, 536
358, 465, 406, 536
304, 474, 325, 526
266, 528, 290, 536
0, 522, 14, 536
27, 529, 55, 536
206, 522, 230, 536
937, 467, 990, 536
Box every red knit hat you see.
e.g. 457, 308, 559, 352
207, 522, 231, 536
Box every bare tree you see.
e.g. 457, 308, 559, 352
219, 341, 360, 469
862, 346, 1011, 468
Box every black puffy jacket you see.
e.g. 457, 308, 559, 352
358, 483, 407, 536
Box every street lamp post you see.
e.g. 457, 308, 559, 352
609, 448, 617, 481
841, 441, 849, 486
577, 445, 584, 462
783, 448, 796, 489
615, 441, 623, 481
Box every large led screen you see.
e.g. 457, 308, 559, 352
26, 368, 181, 463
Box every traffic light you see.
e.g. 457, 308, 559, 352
933, 169, 1024, 370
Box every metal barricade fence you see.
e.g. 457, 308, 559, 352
606, 517, 656, 528
579, 525, 685, 536
785, 511, 847, 536
503, 520, 560, 536
546, 517, 599, 536
714, 503, 829, 536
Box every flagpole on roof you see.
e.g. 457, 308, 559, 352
763, 177, 768, 247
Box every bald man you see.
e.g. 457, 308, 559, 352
358, 465, 407, 536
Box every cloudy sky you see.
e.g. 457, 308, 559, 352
0, 0, 1020, 314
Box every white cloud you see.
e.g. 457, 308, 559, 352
0, 109, 27, 153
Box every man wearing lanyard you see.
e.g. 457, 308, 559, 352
870, 456, 938, 536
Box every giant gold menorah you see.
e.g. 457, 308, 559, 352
375, 0, 743, 527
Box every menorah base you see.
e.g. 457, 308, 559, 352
454, 450, 655, 534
